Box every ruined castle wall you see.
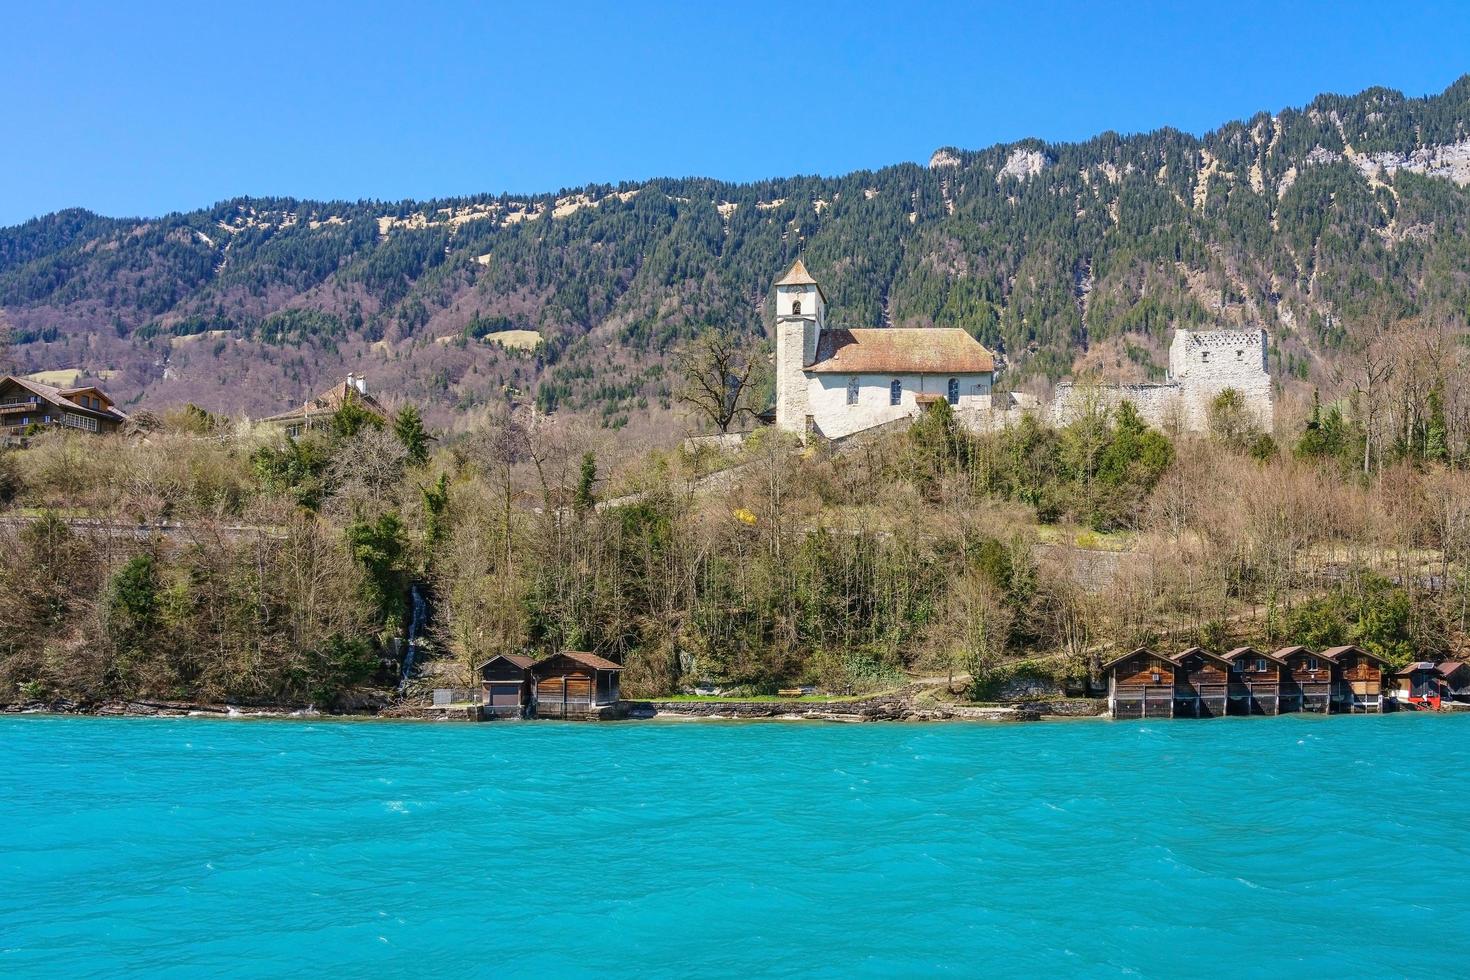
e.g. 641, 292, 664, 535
1050, 329, 1273, 433
1051, 382, 1189, 430
1167, 329, 1272, 431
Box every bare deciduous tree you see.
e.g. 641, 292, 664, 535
675, 330, 768, 433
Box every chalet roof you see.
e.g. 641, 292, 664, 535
1172, 646, 1234, 667
1273, 645, 1311, 659
1221, 646, 1287, 666
1396, 661, 1467, 677
1321, 645, 1387, 665
1101, 647, 1172, 672
807, 328, 995, 375
477, 654, 534, 671
259, 377, 388, 424
0, 375, 127, 422
533, 651, 623, 672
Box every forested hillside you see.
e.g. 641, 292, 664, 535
3, 77, 1470, 432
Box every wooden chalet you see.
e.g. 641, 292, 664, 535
1395, 662, 1470, 709
1222, 647, 1288, 715
478, 654, 534, 718
1170, 647, 1232, 717
0, 375, 126, 442
259, 373, 387, 437
1322, 645, 1387, 713
1275, 646, 1333, 713
1104, 648, 1177, 719
530, 652, 624, 719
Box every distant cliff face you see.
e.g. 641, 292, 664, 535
2, 76, 1470, 431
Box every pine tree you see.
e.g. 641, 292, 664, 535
574, 452, 598, 517
393, 405, 430, 466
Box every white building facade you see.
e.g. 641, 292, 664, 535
773, 260, 996, 441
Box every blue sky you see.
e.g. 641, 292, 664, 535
4, 0, 1469, 225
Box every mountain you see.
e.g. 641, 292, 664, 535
4, 76, 1470, 432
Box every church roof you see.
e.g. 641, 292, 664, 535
807, 329, 995, 375
774, 258, 826, 300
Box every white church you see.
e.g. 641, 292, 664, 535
773, 259, 996, 440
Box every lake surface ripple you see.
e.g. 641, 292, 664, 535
3, 714, 1468, 977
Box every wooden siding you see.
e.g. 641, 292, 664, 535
1173, 651, 1229, 718
478, 657, 532, 717
1334, 653, 1383, 713
531, 654, 621, 718
1107, 652, 1176, 719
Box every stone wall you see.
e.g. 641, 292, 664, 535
1052, 328, 1272, 433
1166, 328, 1272, 430
1051, 381, 1189, 430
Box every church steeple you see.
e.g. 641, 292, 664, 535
774, 257, 826, 336
774, 258, 826, 301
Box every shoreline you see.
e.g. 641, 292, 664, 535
0, 690, 1110, 724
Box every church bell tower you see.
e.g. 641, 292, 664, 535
773, 258, 825, 435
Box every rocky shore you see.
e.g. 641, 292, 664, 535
0, 695, 388, 719
625, 688, 1106, 723
3, 689, 1107, 723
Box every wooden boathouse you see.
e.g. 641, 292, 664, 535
531, 652, 624, 719
1323, 645, 1387, 713
1104, 648, 1178, 719
1276, 646, 1333, 713
1396, 661, 1470, 709
1172, 647, 1233, 717
478, 654, 534, 718
1222, 647, 1287, 715
1106, 643, 1411, 719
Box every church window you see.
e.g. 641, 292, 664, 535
1201, 351, 1210, 362
947, 378, 959, 405
791, 300, 802, 315
847, 377, 859, 406
1236, 350, 1244, 359
889, 379, 902, 406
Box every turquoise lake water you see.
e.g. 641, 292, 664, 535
4, 713, 1469, 978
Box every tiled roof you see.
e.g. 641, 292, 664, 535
1222, 646, 1287, 666
807, 328, 995, 375
535, 651, 623, 672
478, 654, 534, 671
1321, 645, 1386, 664
1100, 647, 1170, 671
774, 258, 826, 302
775, 258, 818, 287
259, 378, 387, 423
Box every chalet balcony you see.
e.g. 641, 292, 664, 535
0, 398, 41, 414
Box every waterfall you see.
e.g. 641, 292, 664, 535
399, 583, 427, 690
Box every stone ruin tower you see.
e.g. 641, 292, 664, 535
1167, 327, 1273, 431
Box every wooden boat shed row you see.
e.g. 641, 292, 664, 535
1104, 645, 1389, 719
477, 651, 623, 719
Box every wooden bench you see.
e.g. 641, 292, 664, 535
777, 688, 803, 698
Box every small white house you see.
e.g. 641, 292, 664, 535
772, 260, 995, 440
